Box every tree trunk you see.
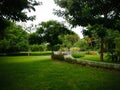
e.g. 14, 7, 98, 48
51, 47, 54, 59
100, 37, 104, 61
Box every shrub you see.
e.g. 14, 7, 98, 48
64, 58, 77, 63
90, 52, 98, 55
52, 54, 64, 61
72, 52, 85, 58
30, 44, 41, 51
59, 48, 68, 52
85, 51, 98, 55
70, 47, 80, 52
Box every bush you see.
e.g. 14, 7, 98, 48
64, 58, 77, 63
70, 47, 80, 52
72, 52, 85, 58
59, 48, 68, 52
30, 44, 41, 51
85, 51, 98, 55
52, 54, 64, 61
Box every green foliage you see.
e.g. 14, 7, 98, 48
30, 44, 41, 51
0, 0, 40, 21
52, 53, 64, 60
0, 22, 28, 53
59, 47, 68, 52
64, 58, 77, 63
54, 0, 120, 30
30, 43, 49, 51
59, 34, 79, 50
0, 19, 11, 38
55, 0, 120, 61
72, 52, 85, 58
29, 33, 41, 45
36, 20, 74, 51
74, 39, 88, 51
70, 47, 80, 52
105, 29, 120, 61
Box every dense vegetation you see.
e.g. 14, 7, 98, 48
54, 0, 120, 62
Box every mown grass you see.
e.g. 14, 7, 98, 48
0, 56, 120, 90
6, 51, 52, 56
79, 55, 109, 62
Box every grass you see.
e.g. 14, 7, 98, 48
79, 54, 109, 62
0, 56, 120, 90
80, 55, 102, 61
6, 51, 52, 56
79, 54, 120, 64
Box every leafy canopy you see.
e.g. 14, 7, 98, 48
36, 20, 74, 50
54, 0, 120, 30
0, 0, 40, 21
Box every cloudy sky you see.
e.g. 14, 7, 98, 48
25, 0, 83, 38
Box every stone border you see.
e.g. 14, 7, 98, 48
76, 59, 120, 70
64, 55, 120, 71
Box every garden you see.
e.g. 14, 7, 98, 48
0, 0, 120, 90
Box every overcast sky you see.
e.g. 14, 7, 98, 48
24, 0, 83, 38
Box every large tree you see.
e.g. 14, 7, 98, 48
83, 25, 107, 61
0, 22, 28, 53
54, 0, 120, 30
0, 0, 40, 21
0, 0, 40, 36
54, 0, 120, 61
36, 20, 74, 52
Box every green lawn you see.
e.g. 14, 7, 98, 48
79, 55, 103, 61
0, 56, 120, 90
79, 55, 110, 62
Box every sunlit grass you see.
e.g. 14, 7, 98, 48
79, 55, 108, 61
0, 56, 50, 63
0, 56, 120, 90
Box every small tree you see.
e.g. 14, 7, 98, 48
59, 34, 79, 50
83, 25, 107, 61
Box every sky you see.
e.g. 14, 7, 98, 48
23, 0, 83, 38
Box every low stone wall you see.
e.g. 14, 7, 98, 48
76, 59, 120, 71
53, 52, 120, 71
64, 56, 120, 71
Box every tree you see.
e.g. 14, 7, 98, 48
105, 29, 120, 61
54, 0, 120, 61
94, 25, 107, 61
74, 39, 88, 51
0, 0, 40, 21
83, 25, 107, 61
0, 22, 28, 53
59, 34, 79, 50
29, 32, 41, 45
54, 0, 120, 30
36, 20, 73, 52
0, 0, 40, 38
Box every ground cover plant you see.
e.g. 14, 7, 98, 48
0, 56, 120, 90
72, 52, 85, 58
